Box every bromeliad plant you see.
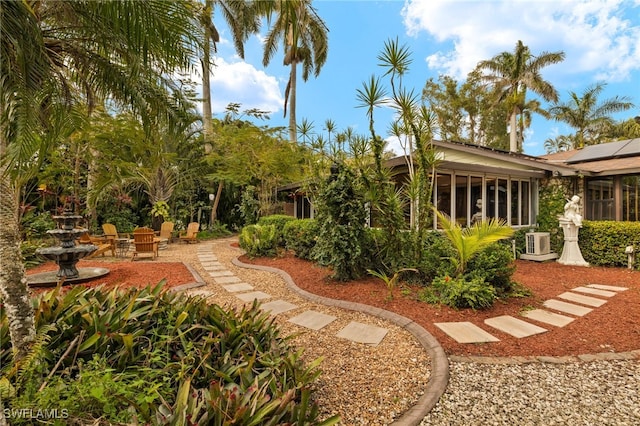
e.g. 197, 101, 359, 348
0, 283, 339, 425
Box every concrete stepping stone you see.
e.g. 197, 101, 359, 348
557, 292, 607, 307
222, 283, 254, 292
434, 322, 499, 344
484, 315, 547, 338
337, 321, 388, 346
198, 256, 217, 261
543, 299, 592, 316
203, 264, 226, 271
288, 310, 337, 330
260, 300, 298, 315
236, 291, 271, 302
213, 276, 242, 284
587, 284, 628, 292
571, 286, 616, 297
521, 309, 575, 327
208, 270, 234, 277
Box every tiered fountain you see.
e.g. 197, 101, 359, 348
27, 207, 110, 287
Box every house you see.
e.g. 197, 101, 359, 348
278, 140, 576, 228
541, 138, 640, 221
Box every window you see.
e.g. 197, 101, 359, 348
455, 175, 468, 227
586, 178, 614, 220
622, 175, 640, 221
435, 174, 451, 228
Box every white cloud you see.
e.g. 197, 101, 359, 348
209, 57, 284, 115
402, 0, 640, 82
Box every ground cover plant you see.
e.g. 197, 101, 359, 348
0, 283, 339, 425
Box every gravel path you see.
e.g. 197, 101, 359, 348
162, 238, 640, 426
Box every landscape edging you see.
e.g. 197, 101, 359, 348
231, 256, 449, 426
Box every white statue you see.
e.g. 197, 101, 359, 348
562, 195, 583, 227
470, 198, 483, 225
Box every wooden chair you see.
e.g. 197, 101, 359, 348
102, 223, 129, 246
132, 227, 159, 260
78, 231, 115, 258
179, 222, 199, 244
156, 221, 175, 241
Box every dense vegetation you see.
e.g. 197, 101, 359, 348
0, 283, 339, 425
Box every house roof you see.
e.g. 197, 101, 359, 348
540, 138, 640, 176
387, 140, 576, 177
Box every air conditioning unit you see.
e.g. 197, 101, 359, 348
526, 232, 550, 255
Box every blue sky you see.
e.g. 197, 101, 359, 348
205, 0, 640, 156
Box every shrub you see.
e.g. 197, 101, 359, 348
313, 163, 369, 281
417, 231, 457, 282
258, 214, 297, 246
579, 220, 640, 268
1, 283, 338, 425
21, 211, 56, 239
465, 241, 516, 294
239, 224, 277, 257
432, 275, 496, 309
283, 219, 318, 260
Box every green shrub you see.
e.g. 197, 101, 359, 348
239, 224, 278, 257
21, 239, 49, 268
417, 231, 457, 282
313, 163, 369, 281
1, 283, 337, 425
21, 211, 56, 239
432, 275, 496, 309
579, 220, 640, 268
258, 214, 297, 246
283, 219, 318, 260
465, 241, 516, 294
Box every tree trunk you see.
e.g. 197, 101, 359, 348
509, 111, 518, 152
0, 155, 36, 362
202, 0, 213, 155
211, 181, 223, 224
288, 60, 298, 143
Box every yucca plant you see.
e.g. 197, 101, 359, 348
434, 208, 514, 276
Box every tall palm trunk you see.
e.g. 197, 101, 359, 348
0, 135, 36, 362
288, 59, 298, 143
509, 110, 518, 152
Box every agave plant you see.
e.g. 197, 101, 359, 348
434, 208, 514, 277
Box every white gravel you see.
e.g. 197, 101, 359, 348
421, 359, 640, 426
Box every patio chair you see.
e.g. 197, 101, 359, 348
78, 231, 115, 258
179, 222, 199, 244
132, 227, 159, 261
102, 223, 130, 245
156, 221, 175, 241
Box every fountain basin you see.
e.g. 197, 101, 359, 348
27, 267, 110, 287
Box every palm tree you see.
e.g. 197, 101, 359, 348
261, 0, 329, 143
549, 82, 634, 149
475, 40, 565, 152
1, 0, 200, 360
200, 0, 261, 222
544, 135, 574, 154
435, 209, 514, 277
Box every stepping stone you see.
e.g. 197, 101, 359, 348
571, 286, 616, 298
337, 321, 388, 346
260, 300, 298, 315
434, 322, 499, 344
222, 283, 254, 292
235, 291, 271, 302
543, 299, 592, 316
213, 276, 242, 284
208, 270, 234, 277
203, 264, 226, 271
557, 292, 607, 307
587, 284, 628, 292
288, 310, 337, 330
198, 255, 217, 260
521, 309, 575, 327
484, 315, 547, 338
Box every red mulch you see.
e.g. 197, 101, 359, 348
27, 259, 195, 295
241, 253, 640, 357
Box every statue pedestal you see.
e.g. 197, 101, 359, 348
557, 218, 589, 267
